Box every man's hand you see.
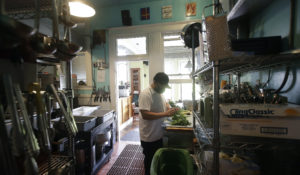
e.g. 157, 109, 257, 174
165, 107, 179, 116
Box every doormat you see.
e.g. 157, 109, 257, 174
120, 128, 140, 142
107, 144, 144, 175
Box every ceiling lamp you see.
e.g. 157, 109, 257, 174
185, 59, 192, 68
69, 1, 96, 18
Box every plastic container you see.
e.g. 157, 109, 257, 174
150, 148, 193, 175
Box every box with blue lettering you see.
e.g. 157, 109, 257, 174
220, 103, 300, 140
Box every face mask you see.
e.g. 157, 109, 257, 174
154, 83, 165, 94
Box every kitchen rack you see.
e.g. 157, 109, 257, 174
5, 0, 53, 20
191, 1, 300, 173
192, 48, 300, 175
38, 155, 74, 175
0, 1, 82, 174
192, 60, 220, 175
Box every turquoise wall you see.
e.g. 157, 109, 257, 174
91, 0, 212, 29
249, 0, 300, 50
241, 0, 300, 104
89, 0, 213, 92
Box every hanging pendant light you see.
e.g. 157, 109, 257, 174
69, 0, 96, 18
185, 59, 192, 68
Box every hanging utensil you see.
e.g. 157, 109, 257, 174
0, 105, 19, 175
52, 0, 82, 61
48, 84, 78, 136
28, 83, 51, 151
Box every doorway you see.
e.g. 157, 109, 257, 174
116, 60, 149, 142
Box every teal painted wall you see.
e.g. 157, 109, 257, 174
91, 0, 213, 29
88, 0, 213, 93
241, 0, 300, 104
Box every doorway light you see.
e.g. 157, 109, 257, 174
69, 1, 96, 18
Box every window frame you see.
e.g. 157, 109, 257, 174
115, 34, 149, 59
162, 32, 199, 102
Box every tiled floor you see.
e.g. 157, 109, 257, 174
97, 116, 141, 175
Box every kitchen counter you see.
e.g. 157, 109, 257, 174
162, 114, 193, 130
162, 115, 194, 151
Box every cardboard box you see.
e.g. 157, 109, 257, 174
220, 104, 300, 140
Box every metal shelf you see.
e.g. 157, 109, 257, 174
220, 50, 300, 74
192, 62, 213, 77
36, 54, 61, 66
38, 155, 73, 175
193, 111, 213, 146
221, 135, 300, 151
193, 49, 300, 77
5, 0, 53, 20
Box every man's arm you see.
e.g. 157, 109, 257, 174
140, 108, 177, 120
166, 102, 171, 110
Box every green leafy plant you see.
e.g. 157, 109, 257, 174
171, 110, 191, 126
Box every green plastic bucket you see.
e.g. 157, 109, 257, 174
150, 148, 193, 175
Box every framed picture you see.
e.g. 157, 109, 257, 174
162, 5, 172, 19
186, 2, 196, 16
140, 7, 150, 20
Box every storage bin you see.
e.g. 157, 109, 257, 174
150, 148, 193, 175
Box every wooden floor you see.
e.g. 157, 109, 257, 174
97, 116, 140, 175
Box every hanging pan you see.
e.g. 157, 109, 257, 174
181, 22, 202, 49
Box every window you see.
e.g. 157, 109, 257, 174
163, 34, 200, 102
117, 36, 147, 56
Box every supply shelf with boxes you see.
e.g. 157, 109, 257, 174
193, 50, 300, 175
190, 1, 300, 175
193, 51, 300, 175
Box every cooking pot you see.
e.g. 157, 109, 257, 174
55, 40, 82, 61
31, 33, 57, 55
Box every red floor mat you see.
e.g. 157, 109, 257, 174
107, 144, 144, 175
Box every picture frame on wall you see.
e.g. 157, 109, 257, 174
140, 7, 150, 20
162, 5, 172, 19
186, 2, 196, 16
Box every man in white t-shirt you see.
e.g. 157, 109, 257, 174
138, 72, 178, 175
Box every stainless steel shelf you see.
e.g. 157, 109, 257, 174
193, 111, 213, 146
36, 54, 61, 66
220, 50, 300, 74
221, 135, 300, 150
5, 0, 53, 20
192, 62, 213, 77
39, 155, 73, 175
193, 50, 300, 77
